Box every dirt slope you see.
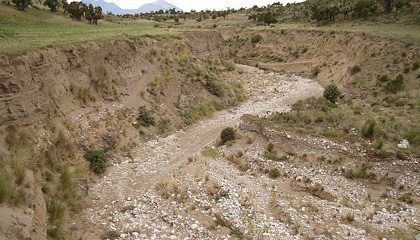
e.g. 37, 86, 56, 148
0, 31, 242, 240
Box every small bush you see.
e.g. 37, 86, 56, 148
378, 75, 390, 82
201, 147, 221, 158
264, 143, 287, 161
268, 168, 280, 179
205, 78, 224, 97
323, 84, 342, 104
250, 34, 262, 44
342, 212, 355, 223
220, 127, 235, 145
137, 106, 155, 127
385, 74, 405, 94
0, 166, 13, 204
344, 166, 376, 180
310, 66, 320, 77
350, 65, 361, 75
266, 143, 274, 153
84, 149, 107, 174
398, 193, 414, 204
361, 120, 376, 139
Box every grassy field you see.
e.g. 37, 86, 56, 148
1, 4, 420, 54
0, 5, 177, 54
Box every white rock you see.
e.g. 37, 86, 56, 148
191, 223, 198, 230
398, 139, 410, 149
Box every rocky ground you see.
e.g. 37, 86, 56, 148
82, 66, 419, 240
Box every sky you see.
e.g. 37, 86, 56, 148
102, 0, 304, 11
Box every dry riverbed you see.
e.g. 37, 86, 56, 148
83, 66, 419, 240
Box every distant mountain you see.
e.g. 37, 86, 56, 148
82, 0, 125, 14
82, 0, 182, 14
137, 0, 181, 13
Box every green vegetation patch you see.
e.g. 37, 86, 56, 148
84, 149, 108, 174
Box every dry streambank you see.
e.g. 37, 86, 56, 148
0, 31, 245, 240
225, 28, 419, 158
224, 28, 419, 95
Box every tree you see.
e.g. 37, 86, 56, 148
353, 0, 378, 18
384, 0, 392, 14
394, 0, 411, 14
62, 0, 68, 12
92, 6, 103, 24
256, 12, 278, 25
84, 4, 102, 24
310, 3, 340, 22
12, 0, 31, 11
66, 2, 86, 21
44, 0, 60, 11
85, 4, 95, 23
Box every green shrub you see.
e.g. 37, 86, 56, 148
137, 106, 155, 127
205, 78, 224, 97
361, 120, 376, 139
250, 34, 262, 44
46, 197, 66, 239
220, 127, 236, 145
268, 168, 280, 178
323, 84, 342, 104
350, 65, 361, 75
84, 149, 107, 174
266, 143, 274, 153
0, 165, 13, 203
385, 74, 405, 94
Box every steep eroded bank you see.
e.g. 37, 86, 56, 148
0, 31, 244, 240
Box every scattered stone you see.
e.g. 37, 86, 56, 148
397, 139, 410, 149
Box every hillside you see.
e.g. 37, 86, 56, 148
0, 1, 419, 240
